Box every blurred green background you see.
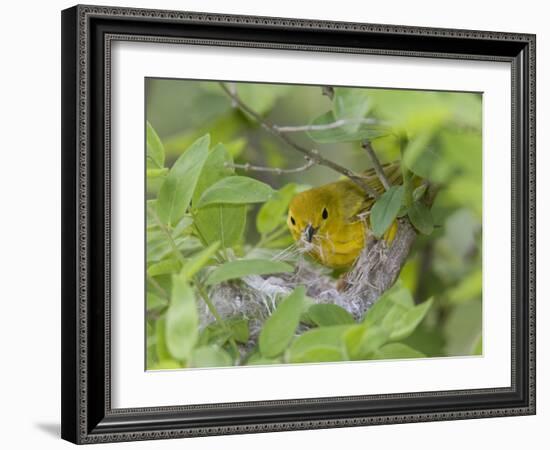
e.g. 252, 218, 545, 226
145, 79, 482, 369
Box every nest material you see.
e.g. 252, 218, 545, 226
200, 219, 417, 341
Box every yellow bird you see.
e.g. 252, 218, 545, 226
287, 163, 402, 269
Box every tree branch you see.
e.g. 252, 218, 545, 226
274, 118, 378, 133
219, 82, 379, 199
361, 141, 391, 191
225, 158, 314, 174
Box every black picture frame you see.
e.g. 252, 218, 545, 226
61, 4, 536, 444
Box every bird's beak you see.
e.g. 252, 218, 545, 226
304, 224, 315, 243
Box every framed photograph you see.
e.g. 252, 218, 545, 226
61, 4, 536, 444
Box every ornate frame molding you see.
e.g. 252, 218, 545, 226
61, 5, 536, 444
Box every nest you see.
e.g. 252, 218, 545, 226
199, 219, 416, 342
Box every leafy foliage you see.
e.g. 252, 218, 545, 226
145, 80, 483, 369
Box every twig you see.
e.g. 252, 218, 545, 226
218, 82, 379, 199
274, 118, 378, 133
361, 141, 391, 191
225, 158, 314, 174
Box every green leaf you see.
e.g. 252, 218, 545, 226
288, 326, 350, 362
194, 205, 246, 249
190, 346, 233, 368
332, 87, 371, 130
192, 144, 246, 248
206, 259, 293, 285
367, 281, 415, 319
147, 201, 194, 234
370, 186, 404, 238
344, 325, 389, 360
146, 233, 202, 263
147, 292, 168, 311
200, 319, 249, 347
157, 135, 210, 226
290, 346, 345, 363
371, 343, 426, 360
259, 286, 306, 358
228, 319, 249, 344
192, 143, 233, 204
147, 168, 169, 178
307, 87, 391, 143
147, 258, 181, 277
146, 330, 157, 369
155, 317, 171, 361
149, 359, 182, 370
197, 176, 274, 208
256, 183, 298, 235
402, 325, 446, 357
307, 304, 355, 327
362, 283, 433, 345
180, 242, 220, 281
413, 183, 428, 201
165, 276, 199, 360
388, 298, 434, 341
408, 201, 434, 235
146, 121, 165, 169
198, 324, 232, 347
246, 354, 282, 366
306, 111, 389, 144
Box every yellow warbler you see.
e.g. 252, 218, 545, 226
287, 162, 402, 269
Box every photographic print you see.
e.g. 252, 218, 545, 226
61, 7, 535, 442
145, 79, 482, 370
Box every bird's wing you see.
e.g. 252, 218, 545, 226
361, 162, 403, 195
342, 161, 403, 222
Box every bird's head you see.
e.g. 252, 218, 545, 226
287, 186, 339, 247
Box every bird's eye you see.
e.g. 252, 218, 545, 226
322, 208, 328, 220
290, 216, 296, 225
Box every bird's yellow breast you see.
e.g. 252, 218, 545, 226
287, 178, 369, 269
310, 219, 366, 268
